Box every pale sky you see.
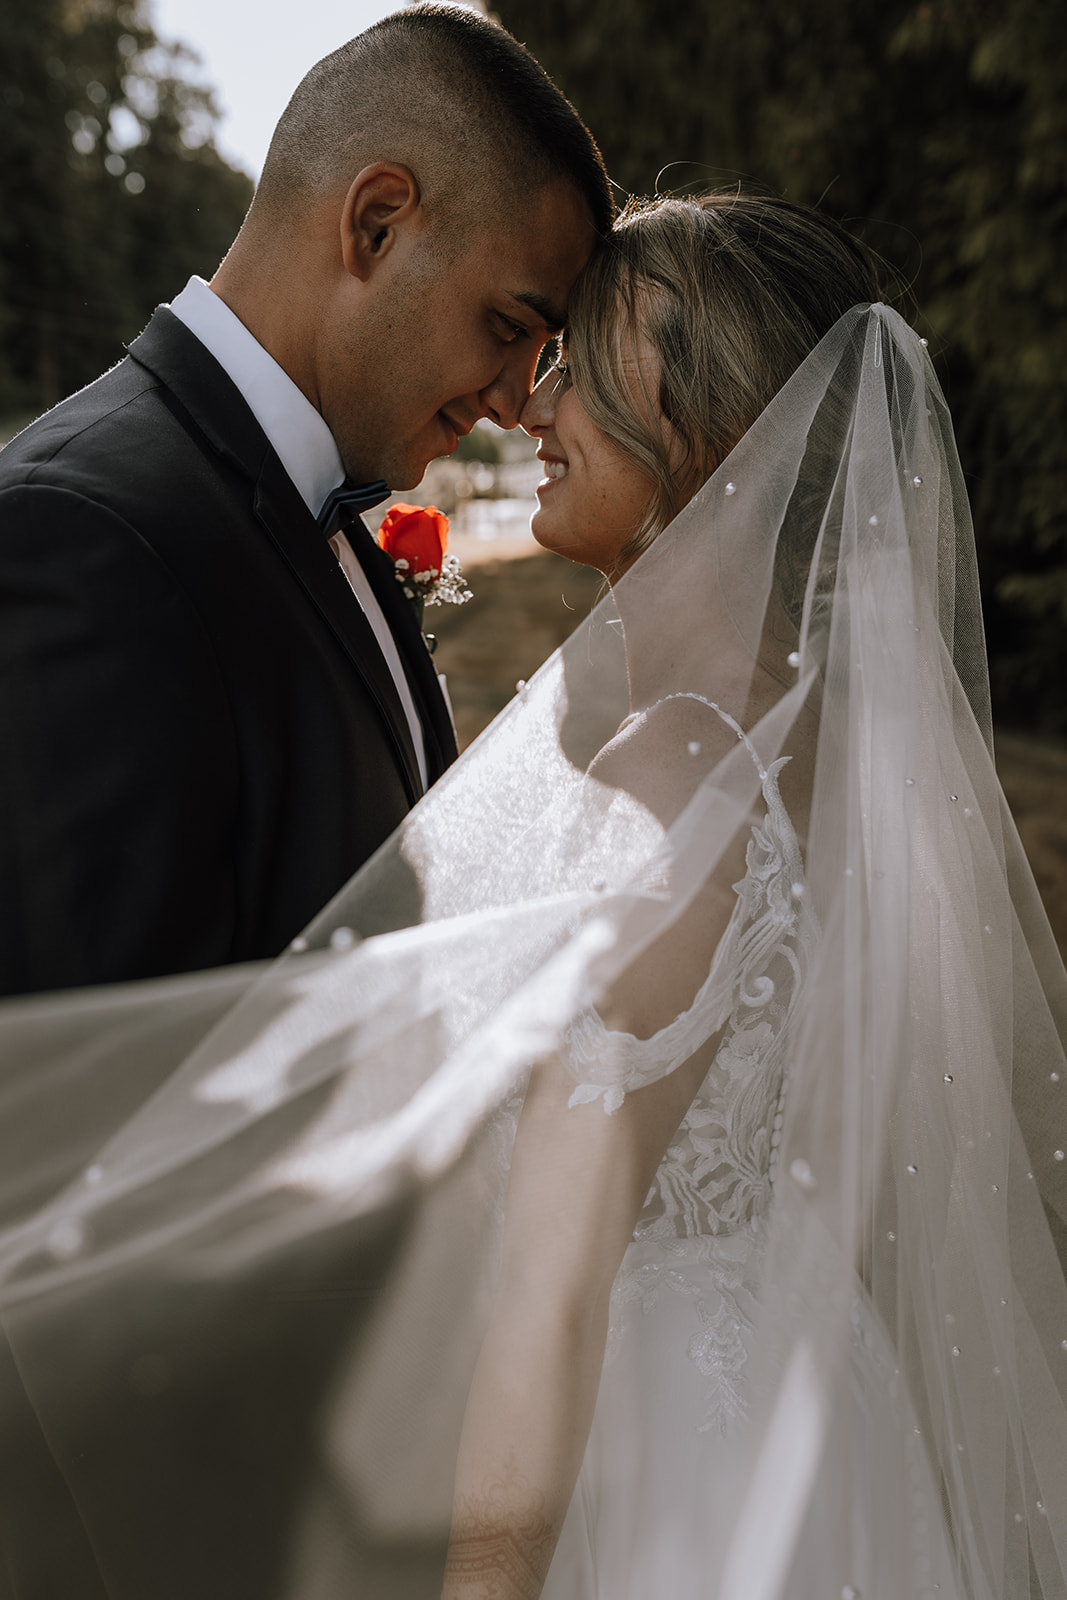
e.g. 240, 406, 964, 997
149, 0, 416, 178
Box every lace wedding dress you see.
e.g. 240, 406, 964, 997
564, 700, 811, 1421
545, 700, 815, 1595
545, 699, 962, 1600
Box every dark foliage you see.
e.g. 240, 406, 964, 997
498, 0, 1067, 731
0, 0, 253, 420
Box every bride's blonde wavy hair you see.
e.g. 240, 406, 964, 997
566, 190, 882, 565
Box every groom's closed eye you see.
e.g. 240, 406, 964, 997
509, 291, 566, 337
497, 317, 533, 342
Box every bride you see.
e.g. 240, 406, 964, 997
0, 192, 1064, 1600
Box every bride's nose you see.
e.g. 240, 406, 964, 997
519, 368, 559, 438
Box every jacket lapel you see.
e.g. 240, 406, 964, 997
252, 455, 425, 802
346, 520, 459, 783
127, 309, 425, 805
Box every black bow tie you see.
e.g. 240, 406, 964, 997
316, 478, 391, 534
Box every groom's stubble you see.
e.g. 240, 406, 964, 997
322, 180, 596, 489
214, 169, 596, 491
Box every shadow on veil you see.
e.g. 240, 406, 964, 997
0, 947, 462, 1595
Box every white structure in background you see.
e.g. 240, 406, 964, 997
370, 421, 543, 546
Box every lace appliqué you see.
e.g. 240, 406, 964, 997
562, 698, 816, 1430
606, 1225, 765, 1434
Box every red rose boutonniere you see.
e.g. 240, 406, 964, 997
376, 504, 472, 628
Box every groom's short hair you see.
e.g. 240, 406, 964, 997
254, 3, 613, 241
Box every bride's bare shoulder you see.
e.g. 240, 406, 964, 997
587, 695, 738, 824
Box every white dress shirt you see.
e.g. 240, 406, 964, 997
168, 275, 428, 791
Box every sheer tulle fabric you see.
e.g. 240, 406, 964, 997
0, 306, 1064, 1599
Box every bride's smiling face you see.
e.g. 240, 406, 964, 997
520, 351, 661, 580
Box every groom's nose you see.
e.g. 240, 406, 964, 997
518, 368, 558, 436
479, 344, 544, 429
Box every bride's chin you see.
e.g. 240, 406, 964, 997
530, 518, 560, 556
530, 504, 558, 548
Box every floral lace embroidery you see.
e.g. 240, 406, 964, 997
605, 1226, 765, 1434
562, 697, 817, 1429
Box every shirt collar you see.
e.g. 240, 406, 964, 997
167, 275, 344, 518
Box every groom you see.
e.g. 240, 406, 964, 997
0, 3, 609, 998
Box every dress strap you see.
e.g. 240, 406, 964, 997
652, 693, 768, 781
645, 694, 802, 891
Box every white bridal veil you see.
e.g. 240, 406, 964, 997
0, 305, 1064, 1600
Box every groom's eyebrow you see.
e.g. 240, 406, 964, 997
510, 291, 566, 334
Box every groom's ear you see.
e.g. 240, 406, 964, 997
341, 163, 423, 281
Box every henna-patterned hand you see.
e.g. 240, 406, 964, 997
442, 1459, 558, 1600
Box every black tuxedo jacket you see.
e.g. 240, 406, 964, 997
0, 309, 457, 997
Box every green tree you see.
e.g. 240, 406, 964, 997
498, 0, 1067, 730
891, 0, 1067, 719
0, 0, 252, 417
